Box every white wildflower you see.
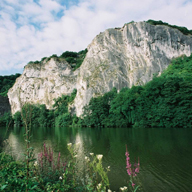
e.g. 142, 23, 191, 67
97, 154, 103, 160
97, 183, 102, 189
85, 156, 90, 162
90, 153, 94, 156
34, 161, 38, 166
67, 143, 72, 147
108, 166, 110, 169
108, 189, 112, 192
59, 176, 62, 180
120, 186, 127, 191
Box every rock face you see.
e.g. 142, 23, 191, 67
73, 21, 192, 116
0, 96, 11, 116
8, 21, 192, 116
8, 58, 78, 114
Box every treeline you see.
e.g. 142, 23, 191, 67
12, 89, 78, 128
0, 73, 20, 126
0, 89, 78, 127
28, 48, 87, 71
80, 54, 192, 128
0, 73, 20, 97
146, 19, 192, 35
1, 54, 192, 128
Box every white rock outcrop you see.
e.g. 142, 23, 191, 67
73, 22, 192, 116
8, 58, 78, 114
8, 21, 192, 116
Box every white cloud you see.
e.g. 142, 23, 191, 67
0, 0, 192, 75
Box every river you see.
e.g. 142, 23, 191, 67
0, 126, 192, 191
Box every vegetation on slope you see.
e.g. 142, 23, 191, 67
146, 19, 192, 35
1, 54, 192, 128
28, 48, 87, 71
0, 74, 20, 125
11, 89, 78, 128
80, 54, 192, 128
0, 73, 20, 97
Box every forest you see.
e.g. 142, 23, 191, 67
0, 73, 20, 97
81, 54, 192, 128
0, 54, 192, 128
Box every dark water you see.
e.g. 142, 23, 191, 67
1, 126, 192, 191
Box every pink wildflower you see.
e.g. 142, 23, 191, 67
125, 145, 140, 177
38, 152, 43, 167
125, 145, 132, 176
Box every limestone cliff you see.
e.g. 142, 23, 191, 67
8, 21, 192, 116
8, 58, 78, 114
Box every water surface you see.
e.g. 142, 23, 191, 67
1, 126, 192, 191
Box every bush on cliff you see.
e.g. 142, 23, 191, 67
146, 19, 192, 35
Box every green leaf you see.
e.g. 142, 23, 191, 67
134, 185, 140, 192
1, 185, 7, 190
31, 185, 38, 189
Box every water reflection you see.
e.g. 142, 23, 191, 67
1, 126, 192, 192
4, 132, 25, 160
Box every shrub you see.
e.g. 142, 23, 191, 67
60, 51, 78, 58
146, 19, 192, 35
0, 112, 13, 127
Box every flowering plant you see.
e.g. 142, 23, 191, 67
36, 143, 67, 181
125, 145, 140, 192
83, 152, 110, 191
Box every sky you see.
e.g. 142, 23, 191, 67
0, 0, 192, 76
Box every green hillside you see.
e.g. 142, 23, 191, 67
81, 54, 192, 128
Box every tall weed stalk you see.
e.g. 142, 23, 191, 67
18, 89, 35, 191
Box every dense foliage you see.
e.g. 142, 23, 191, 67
0, 143, 112, 192
0, 112, 13, 127
60, 49, 88, 70
80, 54, 192, 128
0, 74, 20, 127
82, 88, 118, 127
53, 89, 77, 127
12, 89, 78, 128
0, 73, 20, 97
28, 49, 87, 71
146, 19, 192, 35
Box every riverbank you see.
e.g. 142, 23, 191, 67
0, 143, 127, 192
